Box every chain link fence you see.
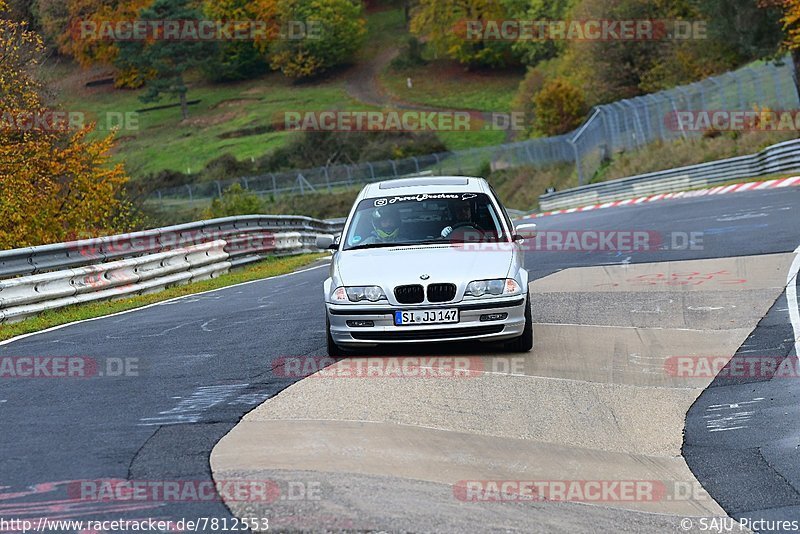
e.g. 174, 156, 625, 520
148, 56, 798, 208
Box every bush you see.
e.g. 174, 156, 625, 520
486, 163, 577, 211
268, 0, 367, 79
204, 184, 263, 218
389, 36, 427, 70
203, 42, 269, 82
202, 154, 256, 182
255, 131, 447, 172
532, 78, 587, 136
512, 67, 547, 138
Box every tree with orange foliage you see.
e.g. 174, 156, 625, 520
762, 0, 800, 50
267, 0, 366, 78
57, 0, 154, 88
0, 1, 135, 249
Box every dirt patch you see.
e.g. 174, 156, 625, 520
44, 60, 116, 95
181, 111, 238, 128
211, 98, 262, 109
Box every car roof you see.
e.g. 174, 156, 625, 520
360, 176, 488, 199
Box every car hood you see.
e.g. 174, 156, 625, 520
335, 245, 513, 286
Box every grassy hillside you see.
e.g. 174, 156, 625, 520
47, 63, 362, 178
45, 5, 523, 181
381, 61, 522, 113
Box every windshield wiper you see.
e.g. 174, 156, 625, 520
346, 239, 446, 250
345, 242, 403, 251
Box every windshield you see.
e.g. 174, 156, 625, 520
342, 192, 507, 251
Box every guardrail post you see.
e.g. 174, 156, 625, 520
389, 159, 398, 177
215, 181, 223, 199
411, 156, 420, 174
270, 174, 277, 197
242, 177, 249, 190
185, 185, 194, 206
366, 162, 375, 181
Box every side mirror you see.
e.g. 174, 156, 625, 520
514, 223, 537, 241
316, 235, 336, 250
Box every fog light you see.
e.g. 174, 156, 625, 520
347, 320, 374, 327
480, 313, 508, 322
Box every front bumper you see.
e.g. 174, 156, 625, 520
327, 296, 527, 347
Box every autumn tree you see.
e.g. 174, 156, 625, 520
30, 0, 69, 48
763, 0, 800, 69
32, 0, 153, 87
503, 0, 576, 67
267, 0, 366, 78
532, 78, 587, 136
0, 0, 134, 248
201, 0, 269, 81
411, 0, 515, 68
114, 0, 215, 120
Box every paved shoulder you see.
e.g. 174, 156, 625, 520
213, 253, 794, 532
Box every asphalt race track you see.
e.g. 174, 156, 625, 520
1, 185, 799, 533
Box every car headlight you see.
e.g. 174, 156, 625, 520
331, 286, 387, 303
465, 279, 522, 297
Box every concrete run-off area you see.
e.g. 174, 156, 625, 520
212, 253, 795, 532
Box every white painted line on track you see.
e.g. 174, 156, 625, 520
0, 262, 330, 347
787, 245, 800, 363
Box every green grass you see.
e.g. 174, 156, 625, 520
0, 253, 325, 342
488, 162, 577, 211
41, 4, 527, 179
436, 129, 510, 151
381, 61, 523, 113
357, 5, 408, 61
591, 130, 799, 183
47, 63, 358, 178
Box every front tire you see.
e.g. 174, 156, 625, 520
505, 291, 533, 352
326, 316, 346, 357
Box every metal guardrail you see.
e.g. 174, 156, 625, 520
0, 215, 343, 324
538, 138, 800, 211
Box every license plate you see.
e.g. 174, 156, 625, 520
394, 309, 459, 326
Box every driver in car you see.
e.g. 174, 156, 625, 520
361, 205, 404, 244
441, 201, 483, 238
